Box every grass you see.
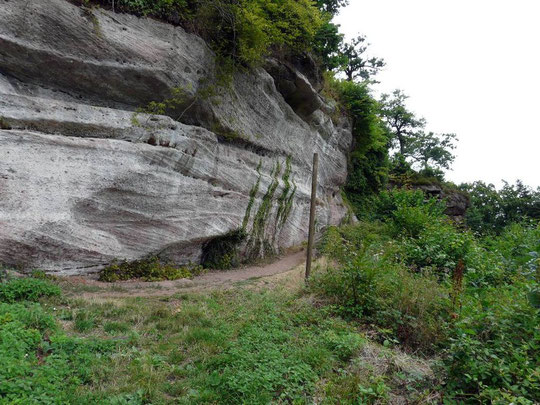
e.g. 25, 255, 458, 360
0, 273, 439, 404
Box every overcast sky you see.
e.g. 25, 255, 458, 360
334, 0, 540, 189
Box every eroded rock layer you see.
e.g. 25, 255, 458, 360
0, 0, 352, 274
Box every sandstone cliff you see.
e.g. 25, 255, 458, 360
0, 0, 352, 274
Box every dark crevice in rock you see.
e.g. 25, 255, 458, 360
264, 58, 323, 122
215, 135, 279, 160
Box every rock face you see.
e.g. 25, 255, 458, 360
417, 184, 470, 222
0, 0, 352, 274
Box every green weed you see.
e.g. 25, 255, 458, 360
98, 257, 202, 282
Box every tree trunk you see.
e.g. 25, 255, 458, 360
397, 134, 405, 155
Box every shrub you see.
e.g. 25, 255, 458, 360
86, 0, 323, 67
0, 278, 61, 303
443, 282, 540, 402
372, 189, 446, 237
311, 258, 451, 352
98, 257, 202, 282
483, 222, 540, 273
313, 223, 451, 352
319, 222, 389, 262
336, 80, 389, 213
400, 221, 473, 276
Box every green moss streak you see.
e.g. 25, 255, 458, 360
247, 161, 282, 258
275, 156, 296, 228
242, 160, 262, 231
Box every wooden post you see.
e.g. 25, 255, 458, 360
305, 152, 318, 281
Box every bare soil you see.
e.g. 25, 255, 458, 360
60, 250, 307, 299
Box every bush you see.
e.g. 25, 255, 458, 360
400, 221, 473, 276
483, 222, 540, 273
335, 80, 389, 213
372, 189, 446, 237
87, 0, 323, 66
313, 224, 451, 352
444, 282, 540, 402
0, 278, 61, 303
98, 257, 202, 282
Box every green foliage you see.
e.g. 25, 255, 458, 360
88, 0, 323, 67
333, 79, 389, 213
379, 91, 457, 174
339, 35, 385, 82
371, 189, 445, 236
0, 277, 61, 303
205, 292, 364, 404
314, 0, 348, 15
462, 180, 540, 235
201, 229, 247, 270
236, 0, 322, 65
74, 310, 97, 332
242, 160, 262, 230
369, 189, 504, 286
483, 222, 540, 274
313, 191, 540, 402
444, 283, 540, 402
0, 287, 117, 403
400, 221, 479, 281
313, 18, 345, 70
247, 161, 281, 259
98, 257, 201, 282
379, 90, 426, 157
313, 223, 452, 352
275, 155, 296, 228
408, 131, 457, 170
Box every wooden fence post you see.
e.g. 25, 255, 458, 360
305, 153, 318, 281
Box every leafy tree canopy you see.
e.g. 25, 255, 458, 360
315, 0, 349, 15
379, 90, 457, 174
313, 18, 345, 71
409, 131, 457, 170
461, 180, 540, 234
379, 90, 426, 156
339, 35, 385, 82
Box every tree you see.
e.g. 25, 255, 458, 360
313, 18, 345, 70
379, 90, 425, 156
340, 35, 385, 82
409, 131, 457, 170
461, 180, 540, 234
315, 0, 349, 15
336, 80, 389, 213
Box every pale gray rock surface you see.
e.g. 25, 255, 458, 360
0, 0, 352, 274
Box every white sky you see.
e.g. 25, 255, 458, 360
335, 0, 540, 189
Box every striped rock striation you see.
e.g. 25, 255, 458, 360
0, 0, 352, 274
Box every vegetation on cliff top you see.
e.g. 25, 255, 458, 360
82, 0, 326, 66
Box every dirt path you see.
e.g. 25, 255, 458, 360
61, 250, 307, 299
